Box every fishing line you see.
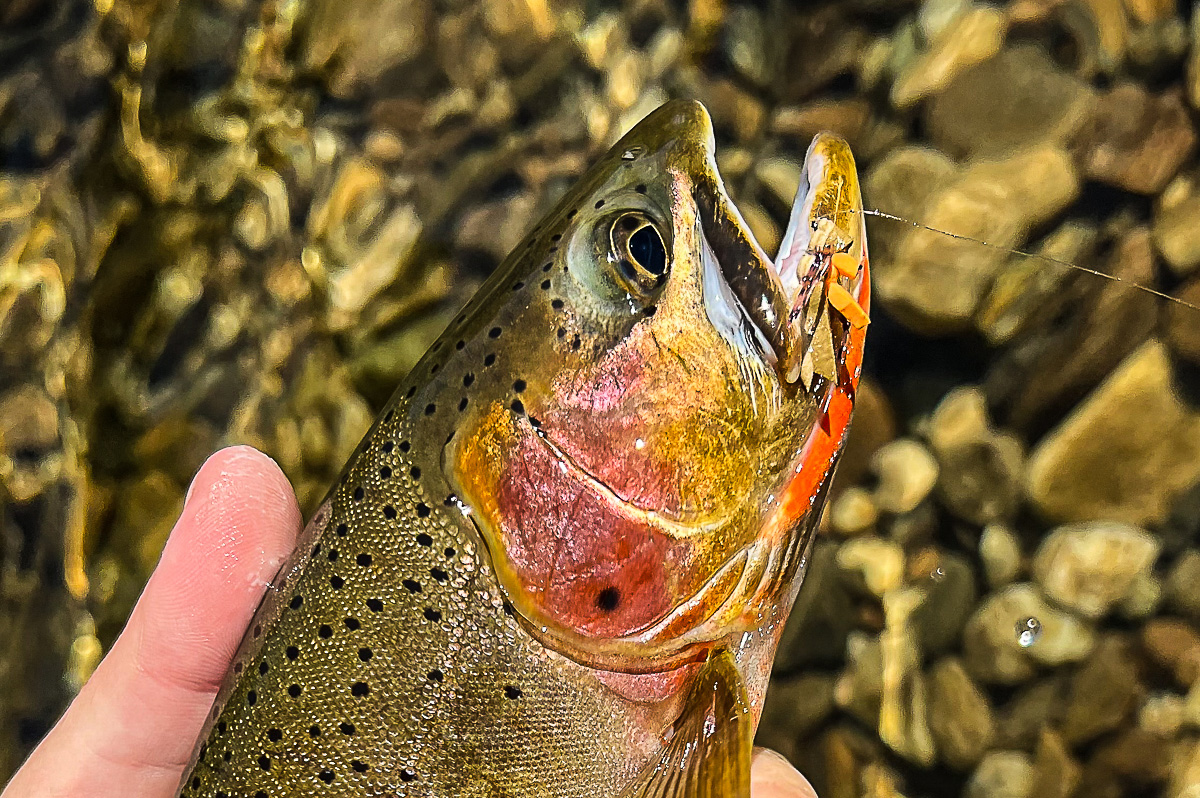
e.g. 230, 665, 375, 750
843, 207, 1200, 314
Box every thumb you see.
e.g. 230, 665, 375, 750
752, 748, 817, 798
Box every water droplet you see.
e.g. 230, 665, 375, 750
931, 566, 945, 582
621, 147, 642, 160
634, 438, 646, 450
1016, 616, 1041, 647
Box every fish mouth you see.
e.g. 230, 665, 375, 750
692, 131, 868, 394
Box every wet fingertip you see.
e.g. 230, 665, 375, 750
751, 748, 817, 798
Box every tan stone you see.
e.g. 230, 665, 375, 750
1028, 340, 1200, 525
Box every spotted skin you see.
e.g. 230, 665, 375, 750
179, 101, 868, 798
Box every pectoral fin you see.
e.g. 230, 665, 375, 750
618, 649, 753, 798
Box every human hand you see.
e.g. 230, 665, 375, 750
2, 445, 816, 798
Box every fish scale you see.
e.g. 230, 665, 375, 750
179, 100, 870, 798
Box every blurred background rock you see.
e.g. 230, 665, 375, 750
2, 0, 1200, 795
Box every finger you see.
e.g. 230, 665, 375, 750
752, 747, 817, 798
4, 446, 302, 798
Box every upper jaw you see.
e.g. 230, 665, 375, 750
691, 132, 867, 392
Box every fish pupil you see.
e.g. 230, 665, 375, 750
629, 225, 666, 276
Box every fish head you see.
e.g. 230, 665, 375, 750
448, 100, 869, 676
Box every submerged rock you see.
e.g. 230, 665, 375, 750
1032, 521, 1160, 619
1073, 83, 1197, 194
965, 750, 1033, 798
1062, 636, 1143, 744
963, 583, 1096, 684
1028, 340, 1200, 526
928, 657, 995, 770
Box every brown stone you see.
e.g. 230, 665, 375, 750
1062, 636, 1143, 745
1074, 83, 1197, 194
928, 658, 995, 770
1142, 618, 1200, 687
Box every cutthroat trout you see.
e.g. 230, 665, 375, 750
180, 99, 870, 798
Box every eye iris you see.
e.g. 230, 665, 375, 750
629, 225, 667, 276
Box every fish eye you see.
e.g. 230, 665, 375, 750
609, 212, 669, 296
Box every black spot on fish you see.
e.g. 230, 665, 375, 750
551, 299, 564, 310
488, 327, 502, 338
385, 408, 396, 421
267, 728, 282, 742
351, 681, 369, 697
636, 183, 647, 193
344, 616, 360, 630
328, 549, 339, 562
400, 770, 417, 782
512, 281, 525, 291
246, 690, 257, 706
428, 669, 444, 682
596, 586, 621, 611
286, 646, 299, 660
340, 722, 355, 735
358, 647, 372, 661
511, 399, 525, 415
234, 663, 243, 674
643, 305, 657, 317
319, 770, 334, 784
356, 553, 372, 566
258, 755, 270, 771
484, 353, 497, 367
330, 575, 344, 589
382, 440, 394, 453
379, 465, 392, 479
399, 440, 411, 452
595, 199, 605, 208
319, 624, 333, 638
336, 523, 348, 536
444, 547, 456, 558
259, 660, 269, 675
417, 502, 431, 517
504, 686, 523, 699
503, 600, 516, 616
462, 373, 475, 387
424, 403, 437, 415
218, 721, 227, 734
458, 397, 468, 411
288, 684, 301, 697
383, 505, 397, 519
417, 533, 433, 546
430, 567, 449, 582
309, 725, 321, 737
352, 760, 369, 773
405, 386, 416, 399
353, 486, 364, 502
289, 594, 303, 610
557, 327, 566, 338
410, 466, 422, 479
367, 598, 384, 612
542, 263, 552, 272
455, 340, 466, 350
513, 379, 526, 392
253, 624, 262, 637
424, 607, 442, 621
